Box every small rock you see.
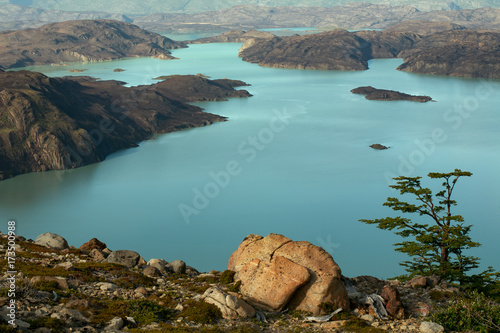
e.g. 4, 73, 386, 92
360, 314, 375, 322
105, 316, 124, 331
89, 248, 107, 260
143, 266, 162, 277
35, 232, 69, 250
381, 284, 404, 318
97, 282, 119, 292
134, 287, 148, 296
202, 286, 255, 319
175, 304, 184, 311
57, 262, 74, 270
170, 260, 187, 274
420, 321, 444, 333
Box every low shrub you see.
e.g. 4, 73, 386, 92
179, 300, 222, 324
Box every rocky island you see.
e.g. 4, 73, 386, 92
351, 86, 433, 103
0, 70, 251, 180
0, 231, 466, 332
238, 29, 500, 78
0, 20, 185, 69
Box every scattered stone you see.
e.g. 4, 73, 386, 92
89, 248, 108, 260
143, 265, 162, 277
106, 250, 141, 268
52, 308, 90, 325
410, 302, 432, 317
135, 287, 148, 296
360, 314, 375, 322
35, 232, 69, 250
381, 284, 404, 318
420, 321, 444, 333
80, 238, 107, 252
56, 262, 74, 270
202, 286, 256, 319
170, 260, 187, 274
105, 316, 124, 331
97, 282, 119, 292
113, 68, 125, 72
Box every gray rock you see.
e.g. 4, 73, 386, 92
202, 286, 255, 319
147, 258, 171, 274
106, 250, 141, 268
97, 282, 119, 292
143, 266, 162, 277
420, 321, 445, 333
105, 316, 124, 331
51, 308, 89, 325
361, 314, 375, 322
35, 232, 69, 250
170, 260, 186, 274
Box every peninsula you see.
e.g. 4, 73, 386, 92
0, 71, 251, 180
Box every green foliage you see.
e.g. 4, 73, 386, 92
180, 299, 222, 324
219, 270, 236, 284
431, 290, 500, 333
227, 280, 241, 293
342, 317, 387, 333
33, 280, 61, 292
128, 300, 175, 325
0, 323, 19, 333
360, 169, 496, 285
28, 317, 65, 333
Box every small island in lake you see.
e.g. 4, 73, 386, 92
351, 86, 433, 103
370, 144, 390, 150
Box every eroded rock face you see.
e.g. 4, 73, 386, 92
228, 234, 349, 315
237, 256, 310, 311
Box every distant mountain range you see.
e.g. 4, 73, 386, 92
1, 3, 499, 33
11, 0, 500, 14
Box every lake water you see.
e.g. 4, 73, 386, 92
2, 43, 500, 278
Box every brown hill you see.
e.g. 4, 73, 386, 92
238, 29, 500, 78
0, 19, 185, 69
0, 71, 251, 180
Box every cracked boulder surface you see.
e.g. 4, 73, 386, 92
228, 233, 349, 315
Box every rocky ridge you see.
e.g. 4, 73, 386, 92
0, 231, 458, 332
0, 20, 185, 69
0, 70, 251, 180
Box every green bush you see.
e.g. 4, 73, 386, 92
180, 300, 222, 324
431, 291, 500, 333
28, 317, 65, 332
227, 280, 241, 293
342, 317, 387, 333
219, 270, 236, 284
128, 300, 175, 325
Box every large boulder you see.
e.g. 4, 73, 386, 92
237, 256, 310, 311
202, 287, 255, 319
228, 234, 349, 315
35, 232, 69, 250
105, 250, 141, 268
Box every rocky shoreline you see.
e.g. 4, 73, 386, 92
0, 232, 460, 332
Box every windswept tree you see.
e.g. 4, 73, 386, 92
360, 169, 483, 283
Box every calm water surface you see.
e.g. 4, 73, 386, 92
2, 43, 500, 277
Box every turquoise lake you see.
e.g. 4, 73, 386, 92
1, 42, 499, 278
